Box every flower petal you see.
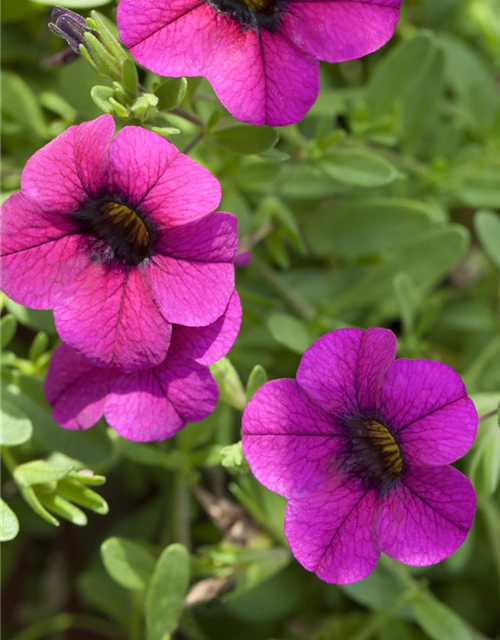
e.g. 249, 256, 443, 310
296, 327, 397, 416
377, 359, 477, 464
148, 255, 235, 326
285, 476, 379, 584
243, 379, 348, 498
108, 125, 221, 227
45, 344, 117, 431
284, 0, 400, 64
105, 353, 218, 441
172, 291, 242, 365
55, 262, 172, 371
118, 1, 318, 126
377, 465, 476, 566
157, 211, 238, 261
0, 193, 89, 308
22, 115, 114, 212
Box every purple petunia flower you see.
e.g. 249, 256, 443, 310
242, 328, 477, 584
117, 0, 401, 126
45, 291, 241, 442
1, 115, 238, 372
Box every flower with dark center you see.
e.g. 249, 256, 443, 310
117, 0, 401, 126
0, 115, 238, 372
242, 327, 477, 584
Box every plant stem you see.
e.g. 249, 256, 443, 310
478, 408, 499, 423
170, 107, 204, 128
1, 445, 18, 474
183, 131, 205, 154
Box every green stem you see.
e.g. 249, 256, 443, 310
252, 255, 315, 320
1, 445, 18, 474
11, 613, 122, 640
128, 592, 144, 640
482, 500, 500, 600
183, 131, 205, 154
351, 591, 414, 640
478, 408, 499, 423
170, 107, 204, 128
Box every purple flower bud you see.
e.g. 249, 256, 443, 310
49, 6, 94, 54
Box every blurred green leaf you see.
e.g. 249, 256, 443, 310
4, 298, 56, 333
475, 210, 500, 269
146, 544, 190, 640
1, 314, 17, 348
14, 460, 73, 487
267, 314, 312, 354
101, 536, 156, 591
246, 365, 268, 401
213, 125, 279, 155
0, 499, 20, 542
1, 71, 49, 140
57, 477, 109, 515
155, 77, 188, 111
210, 358, 246, 410
31, 0, 112, 7
318, 148, 399, 187
38, 492, 88, 527
413, 594, 473, 640
0, 398, 33, 446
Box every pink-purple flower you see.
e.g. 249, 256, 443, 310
45, 291, 241, 441
242, 328, 477, 584
117, 0, 401, 126
1, 115, 238, 372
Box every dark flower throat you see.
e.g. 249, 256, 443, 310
208, 0, 286, 32
75, 200, 152, 266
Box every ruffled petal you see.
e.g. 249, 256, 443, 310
21, 115, 114, 212
285, 476, 379, 584
296, 327, 396, 417
378, 359, 477, 464
377, 465, 476, 566
55, 262, 172, 371
0, 193, 89, 308
243, 379, 348, 498
148, 254, 234, 326
284, 0, 400, 64
172, 291, 242, 365
45, 344, 117, 431
108, 125, 221, 228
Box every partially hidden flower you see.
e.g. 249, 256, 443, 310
1, 115, 238, 372
242, 328, 477, 584
45, 291, 241, 442
49, 6, 93, 54
117, 0, 401, 126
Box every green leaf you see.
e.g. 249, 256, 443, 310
213, 125, 278, 155
101, 537, 156, 591
267, 314, 312, 354
29, 331, 49, 363
155, 77, 188, 111
4, 298, 56, 333
367, 31, 437, 117
303, 198, 434, 259
20, 486, 59, 527
38, 492, 88, 527
146, 544, 190, 640
0, 398, 33, 446
1, 71, 49, 140
57, 477, 109, 515
210, 358, 246, 410
474, 210, 500, 269
246, 365, 268, 401
393, 272, 416, 335
14, 460, 74, 487
318, 149, 399, 188
413, 594, 473, 640
31, 0, 111, 5
91, 85, 115, 114
0, 499, 20, 542
1, 314, 17, 348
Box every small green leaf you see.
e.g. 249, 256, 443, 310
4, 298, 56, 333
213, 125, 278, 155
146, 544, 190, 640
267, 314, 312, 355
57, 477, 109, 515
14, 460, 73, 487
210, 358, 246, 410
246, 365, 268, 401
101, 537, 156, 591
221, 441, 248, 472
475, 210, 500, 269
29, 331, 49, 363
413, 594, 473, 640
319, 149, 399, 188
91, 85, 115, 114
20, 486, 59, 527
393, 272, 416, 335
38, 492, 88, 527
155, 77, 188, 111
68, 470, 106, 486
131, 93, 159, 121
0, 499, 20, 542
0, 399, 33, 446
1, 314, 17, 348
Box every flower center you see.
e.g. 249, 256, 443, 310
75, 200, 152, 266
208, 0, 284, 32
341, 417, 404, 492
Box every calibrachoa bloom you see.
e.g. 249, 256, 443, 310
1, 115, 238, 371
117, 0, 401, 126
242, 328, 477, 584
45, 291, 241, 442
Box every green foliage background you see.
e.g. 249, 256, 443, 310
1, 0, 500, 638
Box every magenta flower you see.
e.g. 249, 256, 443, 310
242, 328, 477, 584
1, 115, 238, 371
45, 291, 241, 442
117, 0, 401, 126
